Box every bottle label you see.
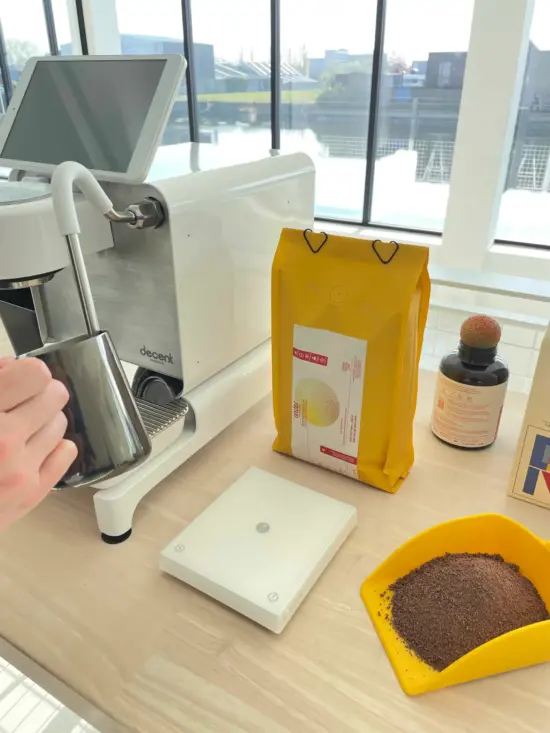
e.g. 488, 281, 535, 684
431, 372, 508, 448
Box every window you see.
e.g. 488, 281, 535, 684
280, 0, 377, 222
437, 62, 452, 89
0, 1, 77, 107
191, 0, 271, 148
2, 1, 51, 60
370, 0, 474, 231
114, 0, 190, 146
496, 0, 550, 247
3, 0, 549, 284
1, 0, 51, 106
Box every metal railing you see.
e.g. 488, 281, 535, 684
319, 133, 550, 191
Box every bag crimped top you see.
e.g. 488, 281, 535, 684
272, 228, 430, 493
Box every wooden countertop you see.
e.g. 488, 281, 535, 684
1, 371, 549, 733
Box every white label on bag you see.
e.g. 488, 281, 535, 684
431, 372, 508, 448
291, 325, 367, 478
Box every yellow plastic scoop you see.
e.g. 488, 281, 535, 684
360, 514, 550, 695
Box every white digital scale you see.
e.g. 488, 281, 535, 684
160, 468, 357, 633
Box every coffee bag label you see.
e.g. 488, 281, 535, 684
431, 372, 507, 448
291, 325, 367, 478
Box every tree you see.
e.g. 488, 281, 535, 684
6, 38, 40, 69
387, 51, 409, 74
320, 59, 372, 94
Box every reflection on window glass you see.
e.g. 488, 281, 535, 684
0, 83, 7, 114
281, 0, 377, 221
496, 0, 550, 245
2, 0, 50, 90
370, 0, 474, 231
114, 0, 189, 146
52, 0, 75, 55
192, 0, 271, 148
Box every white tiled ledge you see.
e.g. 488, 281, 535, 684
430, 297, 547, 331
0, 652, 99, 733
430, 264, 550, 303
0, 641, 122, 733
423, 304, 541, 395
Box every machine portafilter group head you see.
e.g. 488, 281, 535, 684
20, 162, 152, 489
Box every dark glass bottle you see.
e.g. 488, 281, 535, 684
431, 341, 509, 450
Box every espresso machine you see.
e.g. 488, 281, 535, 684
0, 55, 314, 542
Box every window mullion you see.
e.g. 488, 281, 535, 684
79, 0, 121, 54
270, 0, 281, 151
42, 0, 60, 55
439, 0, 534, 271
362, 0, 386, 226
181, 0, 198, 142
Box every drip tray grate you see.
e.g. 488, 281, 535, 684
135, 398, 189, 439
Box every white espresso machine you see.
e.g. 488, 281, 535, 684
0, 55, 314, 542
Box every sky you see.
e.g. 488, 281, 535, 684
1, 0, 550, 63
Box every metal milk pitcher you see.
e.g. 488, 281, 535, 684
21, 163, 152, 488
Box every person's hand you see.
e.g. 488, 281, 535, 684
0, 357, 77, 531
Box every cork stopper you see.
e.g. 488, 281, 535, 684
460, 315, 501, 349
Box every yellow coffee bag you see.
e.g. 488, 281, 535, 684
272, 228, 430, 492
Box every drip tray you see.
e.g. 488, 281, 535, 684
94, 398, 189, 490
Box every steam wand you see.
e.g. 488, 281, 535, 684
51, 161, 164, 336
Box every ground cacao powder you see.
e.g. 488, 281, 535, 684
388, 553, 549, 671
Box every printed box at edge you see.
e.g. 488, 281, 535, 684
509, 323, 550, 509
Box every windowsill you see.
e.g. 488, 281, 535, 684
318, 219, 442, 249
429, 266, 550, 302
320, 219, 550, 264
489, 242, 550, 260
317, 218, 550, 303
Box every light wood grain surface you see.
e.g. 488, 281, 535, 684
0, 371, 549, 733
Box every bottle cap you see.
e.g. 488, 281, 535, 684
460, 315, 501, 349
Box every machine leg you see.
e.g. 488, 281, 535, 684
91, 341, 272, 544
93, 484, 141, 542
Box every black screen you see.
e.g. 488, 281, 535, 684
1, 59, 167, 172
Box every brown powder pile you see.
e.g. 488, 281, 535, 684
388, 553, 549, 671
